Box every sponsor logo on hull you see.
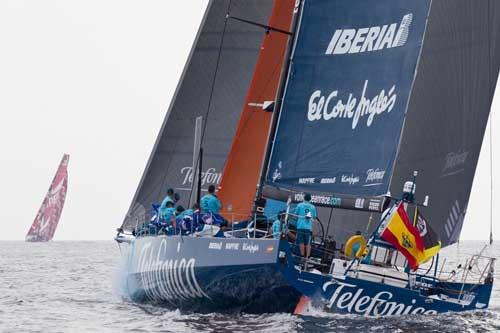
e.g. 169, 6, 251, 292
137, 239, 209, 301
322, 281, 438, 316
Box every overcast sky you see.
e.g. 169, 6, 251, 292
1, 1, 498, 241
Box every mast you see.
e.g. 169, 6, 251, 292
257, 0, 303, 199
197, 147, 204, 206
190, 116, 203, 208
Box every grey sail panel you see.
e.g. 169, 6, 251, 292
391, 0, 500, 246
122, 0, 274, 231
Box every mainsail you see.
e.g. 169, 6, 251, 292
391, 0, 500, 246
217, 0, 295, 219
26, 154, 69, 242
121, 0, 274, 232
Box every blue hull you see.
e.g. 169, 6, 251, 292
278, 241, 494, 316
125, 236, 300, 313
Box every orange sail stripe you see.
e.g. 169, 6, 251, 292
217, 1, 295, 220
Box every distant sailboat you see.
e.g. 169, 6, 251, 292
26, 154, 69, 242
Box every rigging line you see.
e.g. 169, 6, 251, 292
490, 111, 494, 246
236, 58, 287, 141
488, 0, 493, 246
200, 0, 232, 145
225, 2, 294, 153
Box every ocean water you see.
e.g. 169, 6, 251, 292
0, 240, 499, 332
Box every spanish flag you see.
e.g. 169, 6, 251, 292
380, 203, 424, 270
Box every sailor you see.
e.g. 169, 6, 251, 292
201, 185, 222, 214
190, 203, 203, 232
295, 193, 317, 258
160, 188, 176, 209
175, 205, 193, 234
176, 205, 195, 222
159, 201, 176, 233
272, 211, 286, 239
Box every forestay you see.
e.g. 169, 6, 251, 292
265, 0, 431, 198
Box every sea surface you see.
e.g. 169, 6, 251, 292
0, 240, 499, 332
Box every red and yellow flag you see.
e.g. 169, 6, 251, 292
380, 203, 424, 270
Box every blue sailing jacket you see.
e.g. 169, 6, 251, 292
295, 202, 317, 231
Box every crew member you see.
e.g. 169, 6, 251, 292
272, 211, 286, 239
201, 185, 222, 214
159, 201, 176, 233
296, 193, 317, 259
160, 188, 176, 209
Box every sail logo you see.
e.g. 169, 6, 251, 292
341, 174, 360, 185
272, 161, 283, 182
441, 151, 468, 178
364, 168, 385, 186
307, 80, 397, 129
322, 281, 437, 316
325, 14, 413, 55
180, 166, 222, 186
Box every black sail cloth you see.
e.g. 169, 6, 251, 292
333, 0, 500, 246
391, 0, 500, 246
122, 0, 274, 232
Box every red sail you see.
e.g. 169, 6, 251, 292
217, 0, 295, 220
26, 154, 69, 242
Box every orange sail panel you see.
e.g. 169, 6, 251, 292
217, 0, 295, 220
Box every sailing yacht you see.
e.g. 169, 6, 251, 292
26, 154, 69, 242
116, 0, 500, 315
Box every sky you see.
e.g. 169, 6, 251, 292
0, 1, 499, 241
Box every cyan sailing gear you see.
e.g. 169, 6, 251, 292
295, 201, 317, 231
201, 194, 222, 214
272, 219, 282, 239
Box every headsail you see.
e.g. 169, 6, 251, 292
217, 0, 295, 219
391, 0, 500, 246
26, 154, 69, 242
265, 0, 431, 200
121, 0, 274, 232
263, 0, 500, 246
